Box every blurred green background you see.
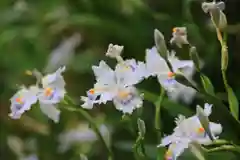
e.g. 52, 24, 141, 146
1, 0, 240, 159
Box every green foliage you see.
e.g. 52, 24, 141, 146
1, 0, 240, 160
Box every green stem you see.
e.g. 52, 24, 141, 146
62, 96, 113, 160
133, 136, 144, 160
207, 145, 240, 154
154, 87, 165, 139
204, 139, 232, 146
222, 69, 229, 89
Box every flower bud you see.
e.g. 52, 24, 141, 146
189, 46, 201, 71
170, 27, 189, 48
106, 43, 124, 61
154, 29, 168, 58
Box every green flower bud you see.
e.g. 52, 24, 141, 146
154, 29, 168, 58
189, 46, 201, 71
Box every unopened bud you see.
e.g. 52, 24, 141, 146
154, 29, 168, 58
170, 27, 189, 48
106, 43, 124, 61
189, 46, 201, 71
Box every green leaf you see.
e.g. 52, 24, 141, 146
227, 87, 239, 120
140, 89, 193, 116
200, 74, 215, 96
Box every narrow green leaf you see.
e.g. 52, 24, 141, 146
227, 87, 239, 120
200, 74, 215, 96
140, 89, 193, 116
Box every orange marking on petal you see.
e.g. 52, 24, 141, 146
118, 91, 129, 98
45, 87, 53, 96
89, 89, 95, 95
16, 97, 23, 104
167, 72, 175, 78
198, 127, 205, 133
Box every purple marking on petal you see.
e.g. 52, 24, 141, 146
129, 64, 136, 72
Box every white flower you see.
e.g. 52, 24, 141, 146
105, 43, 124, 61
9, 86, 38, 119
80, 89, 100, 109
58, 123, 110, 153
145, 47, 194, 92
38, 66, 66, 123
81, 61, 143, 114
159, 103, 222, 159
167, 82, 196, 104
115, 59, 150, 85
202, 1, 225, 13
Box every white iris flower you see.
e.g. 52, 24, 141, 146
146, 47, 194, 93
81, 60, 144, 114
9, 86, 38, 119
38, 66, 66, 123
158, 103, 222, 160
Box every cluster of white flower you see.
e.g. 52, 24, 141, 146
81, 34, 196, 113
9, 25, 223, 160
9, 66, 66, 123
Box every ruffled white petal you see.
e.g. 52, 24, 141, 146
39, 103, 60, 123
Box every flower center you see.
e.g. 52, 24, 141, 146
44, 87, 53, 97
89, 89, 95, 95
167, 72, 175, 78
118, 91, 130, 99
16, 97, 23, 104
197, 127, 205, 133
172, 27, 177, 33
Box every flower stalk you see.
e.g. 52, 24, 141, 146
62, 95, 114, 160
154, 86, 165, 139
